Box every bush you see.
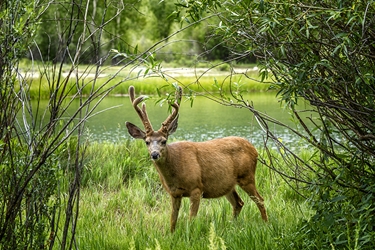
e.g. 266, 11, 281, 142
295, 189, 375, 249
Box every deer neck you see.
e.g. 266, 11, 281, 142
152, 145, 177, 179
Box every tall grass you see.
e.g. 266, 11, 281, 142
65, 140, 311, 249
24, 64, 270, 99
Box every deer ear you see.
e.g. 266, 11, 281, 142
126, 122, 146, 139
167, 114, 179, 135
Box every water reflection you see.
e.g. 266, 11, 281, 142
79, 93, 313, 148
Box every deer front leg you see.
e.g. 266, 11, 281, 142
189, 188, 202, 218
170, 196, 182, 232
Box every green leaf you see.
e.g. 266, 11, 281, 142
331, 195, 347, 203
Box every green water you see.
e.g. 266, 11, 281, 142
76, 92, 312, 147
27, 92, 314, 148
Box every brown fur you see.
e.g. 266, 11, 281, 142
126, 86, 268, 232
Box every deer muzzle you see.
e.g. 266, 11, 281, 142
151, 151, 160, 160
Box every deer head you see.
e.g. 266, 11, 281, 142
125, 85, 182, 160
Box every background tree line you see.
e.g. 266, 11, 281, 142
28, 0, 234, 65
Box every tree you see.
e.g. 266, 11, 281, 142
174, 0, 375, 248
32, 0, 145, 64
148, 0, 176, 40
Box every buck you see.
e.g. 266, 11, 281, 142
125, 86, 268, 232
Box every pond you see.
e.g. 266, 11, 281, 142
74, 92, 312, 148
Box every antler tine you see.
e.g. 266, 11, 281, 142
129, 85, 136, 102
128, 86, 153, 133
160, 86, 182, 132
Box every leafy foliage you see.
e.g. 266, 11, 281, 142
32, 0, 145, 63
148, 0, 176, 40
0, 1, 50, 248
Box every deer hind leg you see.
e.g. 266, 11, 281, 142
239, 182, 268, 222
225, 189, 244, 218
189, 188, 202, 218
170, 196, 182, 232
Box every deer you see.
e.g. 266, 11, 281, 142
125, 85, 268, 232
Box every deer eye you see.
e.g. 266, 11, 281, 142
145, 140, 150, 145
161, 140, 167, 145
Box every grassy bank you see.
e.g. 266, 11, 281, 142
65, 140, 310, 249
21, 64, 271, 99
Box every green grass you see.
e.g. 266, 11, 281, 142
65, 140, 311, 249
21, 63, 271, 99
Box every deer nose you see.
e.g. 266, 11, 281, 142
151, 152, 160, 160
